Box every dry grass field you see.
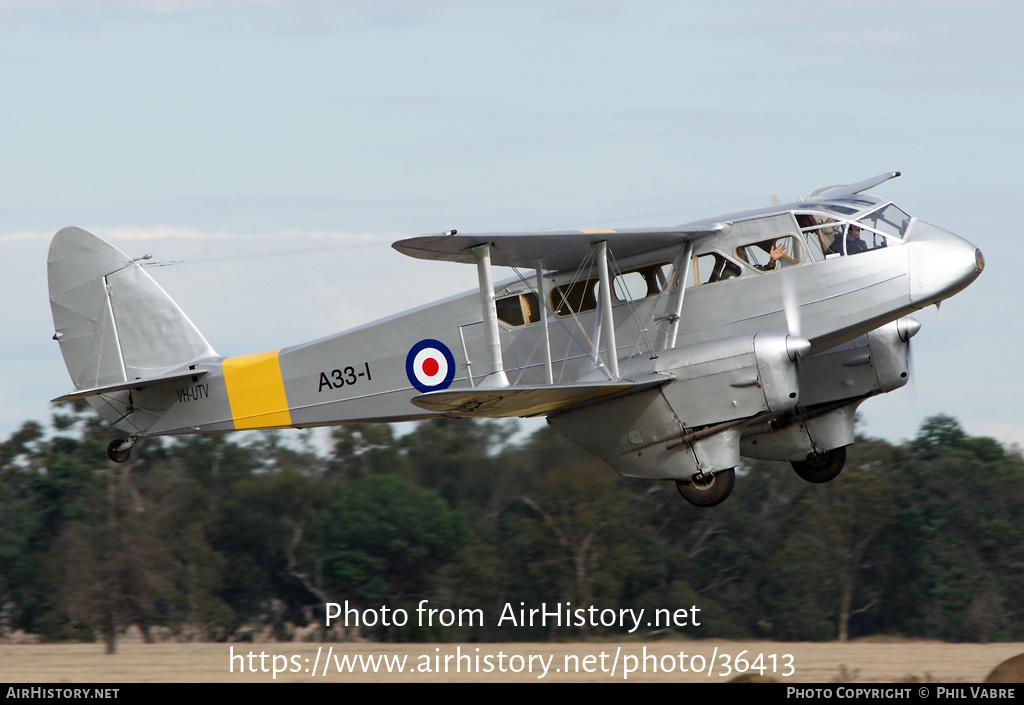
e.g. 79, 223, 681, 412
1, 639, 1022, 683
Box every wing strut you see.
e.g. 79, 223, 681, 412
666, 241, 694, 349
594, 241, 619, 379
471, 244, 510, 388
535, 259, 554, 385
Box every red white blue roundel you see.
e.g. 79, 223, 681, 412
406, 339, 455, 393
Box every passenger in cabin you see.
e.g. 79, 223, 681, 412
718, 258, 743, 280
737, 240, 787, 272
763, 242, 787, 269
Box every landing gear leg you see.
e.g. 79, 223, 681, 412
791, 446, 846, 483
107, 437, 136, 463
676, 468, 736, 507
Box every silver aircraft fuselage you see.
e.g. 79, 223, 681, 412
48, 174, 983, 498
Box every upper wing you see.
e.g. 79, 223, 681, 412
392, 223, 728, 271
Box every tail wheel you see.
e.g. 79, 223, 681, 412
791, 446, 846, 483
676, 468, 736, 507
107, 439, 131, 463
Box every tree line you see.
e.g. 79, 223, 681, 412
1, 403, 1022, 652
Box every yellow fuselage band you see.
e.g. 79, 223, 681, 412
222, 350, 293, 430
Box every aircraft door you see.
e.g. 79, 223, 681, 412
458, 322, 485, 387
459, 322, 520, 387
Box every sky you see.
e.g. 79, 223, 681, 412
2, 0, 1022, 451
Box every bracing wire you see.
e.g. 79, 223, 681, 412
142, 241, 386, 268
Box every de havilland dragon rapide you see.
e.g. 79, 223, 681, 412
47, 172, 983, 506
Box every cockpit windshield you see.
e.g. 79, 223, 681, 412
796, 202, 912, 260
859, 203, 912, 239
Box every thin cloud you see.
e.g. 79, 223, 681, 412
963, 421, 1024, 452
0, 230, 50, 242
89, 225, 384, 242
0, 0, 454, 31
2, 225, 386, 242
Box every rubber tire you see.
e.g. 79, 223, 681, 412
791, 446, 846, 483
676, 468, 736, 507
107, 439, 131, 463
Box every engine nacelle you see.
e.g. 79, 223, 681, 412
797, 317, 916, 407
740, 317, 919, 461
548, 333, 808, 480
657, 332, 807, 425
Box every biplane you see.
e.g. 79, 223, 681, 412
47, 172, 983, 506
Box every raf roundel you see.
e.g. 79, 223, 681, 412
406, 339, 456, 393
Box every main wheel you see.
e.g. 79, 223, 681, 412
791, 446, 846, 483
107, 439, 131, 463
676, 468, 735, 507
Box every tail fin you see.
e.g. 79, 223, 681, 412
48, 227, 217, 393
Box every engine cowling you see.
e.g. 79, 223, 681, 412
548, 333, 808, 481
740, 317, 919, 461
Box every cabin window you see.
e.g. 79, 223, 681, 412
735, 234, 803, 272
612, 263, 673, 302
613, 271, 649, 302
654, 263, 675, 291
688, 252, 742, 287
551, 279, 597, 317
551, 261, 673, 316
797, 214, 843, 261
496, 292, 541, 327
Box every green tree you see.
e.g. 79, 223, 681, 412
328, 424, 408, 482
315, 473, 467, 639
519, 461, 640, 631
403, 418, 518, 514
895, 415, 1024, 641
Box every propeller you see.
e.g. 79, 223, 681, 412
779, 276, 811, 415
928, 302, 941, 353
782, 275, 801, 340
780, 275, 811, 361
904, 303, 938, 406
896, 315, 923, 403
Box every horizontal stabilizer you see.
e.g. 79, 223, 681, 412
411, 376, 670, 418
52, 368, 208, 403
393, 224, 727, 271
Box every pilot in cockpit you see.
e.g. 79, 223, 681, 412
844, 225, 869, 255
825, 225, 868, 256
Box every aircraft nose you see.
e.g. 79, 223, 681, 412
906, 220, 983, 308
